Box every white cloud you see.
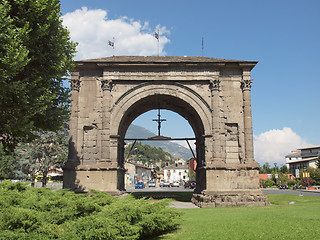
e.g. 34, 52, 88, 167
254, 127, 309, 165
62, 7, 170, 60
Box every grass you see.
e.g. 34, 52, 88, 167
154, 194, 320, 240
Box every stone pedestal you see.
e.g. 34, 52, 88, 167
192, 190, 269, 207
192, 167, 269, 207
63, 165, 126, 194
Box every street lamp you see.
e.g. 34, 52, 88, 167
274, 163, 278, 186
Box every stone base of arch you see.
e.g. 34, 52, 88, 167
63, 167, 126, 195
192, 167, 269, 207
191, 191, 269, 208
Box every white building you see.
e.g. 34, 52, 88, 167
285, 146, 320, 176
164, 160, 189, 182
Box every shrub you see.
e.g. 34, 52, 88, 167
0, 182, 180, 239
265, 179, 275, 187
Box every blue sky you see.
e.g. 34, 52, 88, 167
60, 0, 319, 165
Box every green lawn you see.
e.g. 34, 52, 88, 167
156, 194, 320, 240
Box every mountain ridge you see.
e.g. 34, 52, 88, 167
125, 124, 193, 160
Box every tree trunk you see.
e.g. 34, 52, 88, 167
42, 171, 48, 187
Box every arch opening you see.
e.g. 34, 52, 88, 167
116, 94, 206, 192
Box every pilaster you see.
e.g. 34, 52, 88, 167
209, 78, 224, 166
241, 69, 258, 168
68, 72, 81, 164
100, 74, 113, 163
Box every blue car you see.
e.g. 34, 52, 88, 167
135, 181, 144, 189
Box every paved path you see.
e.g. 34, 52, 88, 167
169, 201, 199, 209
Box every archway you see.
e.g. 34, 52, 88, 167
64, 56, 269, 207
116, 94, 206, 192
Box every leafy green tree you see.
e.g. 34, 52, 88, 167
316, 154, 320, 168
280, 165, 289, 174
259, 162, 272, 173
307, 167, 320, 185
188, 168, 196, 180
15, 142, 38, 184
0, 144, 16, 179
125, 142, 174, 165
0, 0, 76, 152
30, 129, 68, 187
14, 126, 68, 187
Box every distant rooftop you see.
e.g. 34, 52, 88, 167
298, 145, 320, 150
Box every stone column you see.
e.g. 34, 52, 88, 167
241, 77, 255, 165
210, 78, 224, 166
68, 72, 81, 164
100, 76, 113, 164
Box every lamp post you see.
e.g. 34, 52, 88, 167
274, 163, 278, 186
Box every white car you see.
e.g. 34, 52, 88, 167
171, 181, 180, 187
163, 181, 171, 187
148, 181, 156, 187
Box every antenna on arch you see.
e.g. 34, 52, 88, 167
202, 36, 204, 57
154, 30, 160, 56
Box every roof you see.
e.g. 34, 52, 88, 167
125, 161, 151, 170
77, 56, 258, 65
298, 145, 320, 150
286, 156, 318, 164
164, 163, 188, 170
285, 150, 301, 158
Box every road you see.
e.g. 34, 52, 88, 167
30, 183, 320, 198
262, 188, 320, 197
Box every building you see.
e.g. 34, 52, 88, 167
124, 161, 153, 188
164, 160, 189, 182
285, 146, 320, 176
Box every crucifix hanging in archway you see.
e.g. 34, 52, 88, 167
152, 108, 166, 136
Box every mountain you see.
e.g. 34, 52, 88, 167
125, 124, 193, 160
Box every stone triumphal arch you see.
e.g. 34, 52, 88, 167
63, 56, 269, 207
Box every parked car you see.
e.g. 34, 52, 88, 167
278, 184, 288, 190
159, 180, 165, 187
293, 184, 305, 190
148, 181, 156, 187
163, 181, 171, 187
171, 181, 180, 187
135, 181, 144, 189
184, 180, 196, 189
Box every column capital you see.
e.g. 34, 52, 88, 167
241, 79, 253, 91
70, 72, 81, 91
99, 77, 113, 91
210, 79, 220, 91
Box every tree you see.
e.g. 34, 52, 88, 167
15, 141, 38, 184
280, 165, 289, 174
125, 142, 174, 165
0, 0, 76, 152
307, 167, 320, 185
316, 154, 320, 168
0, 144, 16, 179
188, 168, 196, 180
260, 162, 272, 174
30, 129, 68, 187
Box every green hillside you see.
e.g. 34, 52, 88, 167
125, 124, 193, 160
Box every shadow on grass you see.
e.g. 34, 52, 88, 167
130, 191, 193, 202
